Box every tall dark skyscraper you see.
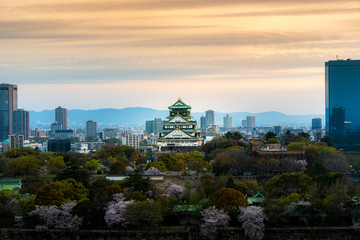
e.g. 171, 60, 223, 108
205, 110, 215, 127
312, 118, 322, 131
13, 109, 30, 140
325, 59, 360, 150
145, 118, 162, 135
86, 119, 98, 140
0, 84, 18, 141
55, 106, 67, 130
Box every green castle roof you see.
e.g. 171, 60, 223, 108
168, 99, 191, 109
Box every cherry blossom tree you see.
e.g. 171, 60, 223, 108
352, 221, 360, 232
200, 206, 230, 239
238, 206, 267, 240
29, 201, 82, 230
126, 166, 134, 171
104, 193, 133, 228
167, 184, 184, 199
144, 167, 162, 175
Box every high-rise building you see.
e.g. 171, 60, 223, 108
8, 134, 24, 149
86, 120, 98, 140
200, 116, 206, 130
312, 118, 322, 131
246, 115, 256, 129
55, 106, 67, 130
0, 84, 18, 141
223, 114, 232, 129
145, 118, 162, 135
13, 109, 29, 140
125, 134, 142, 149
325, 59, 360, 150
205, 110, 215, 127
273, 125, 284, 136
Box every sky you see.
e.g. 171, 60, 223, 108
1, 0, 359, 114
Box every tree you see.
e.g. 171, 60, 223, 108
109, 160, 127, 174
46, 156, 65, 174
3, 147, 40, 159
255, 158, 280, 175
201, 173, 217, 195
213, 188, 247, 214
123, 173, 151, 193
265, 132, 277, 141
29, 201, 82, 230
144, 167, 162, 175
160, 154, 177, 171
263, 172, 313, 199
224, 131, 243, 141
145, 161, 167, 172
5, 156, 42, 176
238, 206, 267, 240
36, 178, 88, 206
321, 135, 334, 147
125, 192, 147, 202
130, 152, 146, 166
54, 159, 90, 188
85, 159, 101, 172
125, 200, 163, 227
200, 206, 230, 240
168, 184, 184, 199
213, 155, 234, 175
104, 193, 133, 228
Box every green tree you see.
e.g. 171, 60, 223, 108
54, 159, 90, 188
213, 155, 234, 175
46, 156, 65, 174
224, 131, 243, 141
160, 154, 178, 171
5, 156, 42, 176
35, 178, 88, 206
213, 188, 247, 215
320, 135, 334, 147
130, 152, 146, 166
109, 160, 127, 174
145, 161, 167, 172
201, 173, 217, 195
267, 138, 280, 144
125, 201, 163, 227
122, 173, 151, 193
126, 192, 147, 201
264, 172, 313, 199
85, 159, 101, 172
265, 132, 277, 141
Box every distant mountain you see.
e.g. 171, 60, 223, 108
29, 108, 324, 129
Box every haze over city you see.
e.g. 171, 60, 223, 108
1, 0, 359, 114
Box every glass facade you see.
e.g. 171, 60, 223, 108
325, 60, 360, 150
0, 84, 17, 141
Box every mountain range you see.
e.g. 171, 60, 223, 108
29, 108, 324, 129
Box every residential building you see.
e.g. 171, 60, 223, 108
102, 128, 119, 139
8, 134, 24, 149
55, 106, 67, 130
205, 110, 215, 127
126, 134, 141, 149
223, 114, 232, 129
246, 115, 256, 129
145, 118, 162, 135
13, 109, 29, 140
325, 59, 360, 150
273, 126, 284, 136
0, 84, 17, 141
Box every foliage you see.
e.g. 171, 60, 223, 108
36, 178, 88, 206
263, 173, 313, 199
280, 158, 307, 173
29, 201, 82, 230
213, 155, 234, 175
213, 188, 247, 214
125, 200, 163, 227
224, 131, 243, 141
200, 206, 230, 240
145, 161, 167, 172
255, 158, 280, 175
264, 132, 277, 141
159, 154, 178, 171
123, 173, 151, 193
168, 184, 184, 199
109, 160, 127, 174
266, 138, 280, 144
104, 193, 133, 228
321, 135, 334, 147
201, 173, 217, 195
234, 181, 260, 197
46, 156, 65, 174
3, 147, 40, 159
54, 159, 90, 188
126, 192, 147, 201
5, 156, 42, 176
238, 206, 267, 240
85, 159, 101, 172
130, 152, 146, 166
144, 167, 162, 175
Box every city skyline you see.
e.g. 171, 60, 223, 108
1, 1, 359, 114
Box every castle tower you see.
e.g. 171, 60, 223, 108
157, 99, 203, 151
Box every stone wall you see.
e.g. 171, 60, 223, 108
0, 227, 358, 240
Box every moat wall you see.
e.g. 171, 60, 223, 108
0, 227, 358, 240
